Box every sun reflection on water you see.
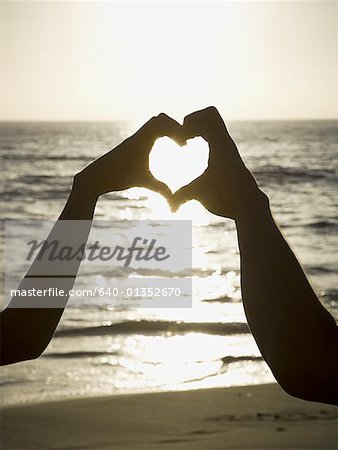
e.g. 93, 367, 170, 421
94, 331, 273, 394
100, 157, 260, 393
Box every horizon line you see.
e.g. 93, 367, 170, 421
1, 117, 337, 123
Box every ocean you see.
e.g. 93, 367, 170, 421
1, 120, 337, 406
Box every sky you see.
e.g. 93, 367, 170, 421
1, 1, 337, 122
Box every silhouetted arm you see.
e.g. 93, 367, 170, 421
0, 114, 183, 365
171, 106, 338, 405
0, 183, 97, 365
235, 191, 338, 405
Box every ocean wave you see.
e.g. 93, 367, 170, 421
2, 154, 88, 162
3, 188, 70, 201
221, 355, 263, 364
306, 266, 337, 275
307, 220, 338, 231
255, 165, 337, 184
202, 295, 234, 303
16, 175, 67, 183
54, 320, 250, 338
43, 351, 117, 359
1, 144, 17, 151
320, 289, 338, 302
179, 355, 264, 385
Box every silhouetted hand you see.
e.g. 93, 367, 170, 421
170, 106, 265, 219
75, 113, 185, 200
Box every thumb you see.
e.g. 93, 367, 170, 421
145, 176, 173, 201
169, 181, 197, 212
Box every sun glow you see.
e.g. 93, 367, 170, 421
3, 2, 337, 121
149, 137, 209, 194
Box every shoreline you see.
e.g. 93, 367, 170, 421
1, 379, 274, 409
2, 383, 337, 449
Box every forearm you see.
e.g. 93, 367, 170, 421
59, 174, 99, 220
0, 113, 172, 365
234, 192, 338, 403
0, 179, 98, 365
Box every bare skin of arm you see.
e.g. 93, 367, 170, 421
0, 114, 184, 365
171, 106, 338, 405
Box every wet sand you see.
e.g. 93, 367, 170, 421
1, 383, 337, 450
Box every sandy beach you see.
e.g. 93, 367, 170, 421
1, 383, 337, 450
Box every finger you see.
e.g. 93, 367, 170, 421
169, 180, 199, 212
182, 106, 216, 139
144, 113, 186, 146
183, 106, 227, 142
182, 111, 203, 140
155, 113, 187, 145
144, 175, 172, 200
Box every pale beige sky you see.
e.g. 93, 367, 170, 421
1, 1, 337, 121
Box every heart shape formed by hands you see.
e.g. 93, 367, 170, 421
149, 136, 209, 194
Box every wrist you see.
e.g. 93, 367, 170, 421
72, 173, 100, 203
234, 189, 271, 223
